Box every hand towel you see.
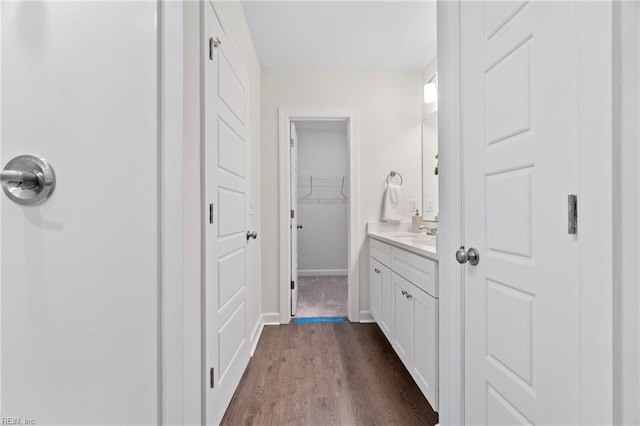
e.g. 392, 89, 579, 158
382, 183, 402, 222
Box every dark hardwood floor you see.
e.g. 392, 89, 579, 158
221, 322, 438, 426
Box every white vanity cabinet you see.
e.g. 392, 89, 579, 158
369, 237, 439, 411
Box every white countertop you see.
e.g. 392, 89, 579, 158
367, 222, 438, 261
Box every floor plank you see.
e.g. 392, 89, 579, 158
221, 322, 438, 426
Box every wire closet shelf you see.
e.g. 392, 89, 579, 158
297, 175, 349, 204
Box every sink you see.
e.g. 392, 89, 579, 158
390, 233, 436, 246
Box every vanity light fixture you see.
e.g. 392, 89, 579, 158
423, 73, 438, 104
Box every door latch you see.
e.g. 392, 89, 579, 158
568, 194, 577, 235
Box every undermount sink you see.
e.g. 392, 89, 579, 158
390, 233, 436, 245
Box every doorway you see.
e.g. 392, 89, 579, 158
291, 120, 349, 318
278, 108, 360, 324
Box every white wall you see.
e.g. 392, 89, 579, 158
296, 124, 348, 274
182, 2, 262, 424
261, 69, 423, 316
613, 1, 640, 423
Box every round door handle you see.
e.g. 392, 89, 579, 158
246, 231, 258, 240
456, 246, 480, 266
1, 155, 55, 205
297, 224, 303, 229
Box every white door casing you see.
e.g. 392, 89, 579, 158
290, 122, 299, 315
462, 1, 583, 424
278, 109, 360, 324
203, 3, 250, 424
1, 2, 164, 423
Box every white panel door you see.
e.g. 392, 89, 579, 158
462, 1, 580, 424
290, 122, 299, 315
1, 2, 160, 424
204, 4, 250, 425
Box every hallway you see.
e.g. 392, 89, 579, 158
221, 322, 438, 425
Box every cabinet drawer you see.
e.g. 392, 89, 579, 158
391, 247, 438, 297
370, 238, 392, 267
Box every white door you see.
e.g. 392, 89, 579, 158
204, 4, 251, 424
290, 122, 299, 315
462, 1, 580, 424
1, 2, 160, 424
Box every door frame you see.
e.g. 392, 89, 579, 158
278, 108, 360, 324
437, 0, 613, 424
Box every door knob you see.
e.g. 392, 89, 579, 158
456, 246, 480, 266
297, 224, 303, 229
1, 155, 55, 205
246, 231, 258, 240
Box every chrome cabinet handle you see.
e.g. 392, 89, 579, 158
1, 155, 55, 205
297, 224, 303, 229
406, 293, 412, 299
456, 246, 480, 266
401, 290, 407, 296
373, 268, 380, 274
246, 231, 258, 240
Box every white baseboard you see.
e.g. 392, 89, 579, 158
261, 312, 281, 325
250, 313, 284, 356
359, 311, 375, 323
249, 316, 264, 356
298, 269, 348, 277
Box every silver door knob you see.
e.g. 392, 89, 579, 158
297, 224, 303, 229
456, 246, 480, 266
246, 231, 258, 240
1, 155, 55, 205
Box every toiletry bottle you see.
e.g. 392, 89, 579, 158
412, 209, 423, 232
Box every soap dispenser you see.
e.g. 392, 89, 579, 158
412, 209, 423, 233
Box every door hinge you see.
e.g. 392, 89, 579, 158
210, 367, 215, 388
209, 37, 214, 60
209, 203, 214, 224
568, 194, 577, 235
291, 280, 295, 290
291, 209, 295, 219
290, 138, 294, 148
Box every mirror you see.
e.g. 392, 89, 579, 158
422, 112, 438, 220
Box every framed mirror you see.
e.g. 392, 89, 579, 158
422, 112, 438, 220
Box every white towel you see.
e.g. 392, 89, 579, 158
382, 183, 402, 222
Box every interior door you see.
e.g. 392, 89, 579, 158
204, 4, 250, 424
1, 2, 160, 423
290, 122, 299, 315
462, 1, 580, 424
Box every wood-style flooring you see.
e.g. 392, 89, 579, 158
221, 322, 438, 426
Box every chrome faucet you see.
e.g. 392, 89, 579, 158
418, 224, 439, 236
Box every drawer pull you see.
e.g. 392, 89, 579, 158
406, 293, 413, 299
374, 268, 380, 274
401, 290, 407, 296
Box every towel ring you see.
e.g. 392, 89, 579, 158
386, 171, 403, 185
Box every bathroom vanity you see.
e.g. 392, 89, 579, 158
368, 223, 439, 411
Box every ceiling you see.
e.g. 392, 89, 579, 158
241, 1, 437, 71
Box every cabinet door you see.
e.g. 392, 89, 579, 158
413, 289, 439, 411
370, 258, 383, 322
379, 265, 394, 340
392, 273, 414, 367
